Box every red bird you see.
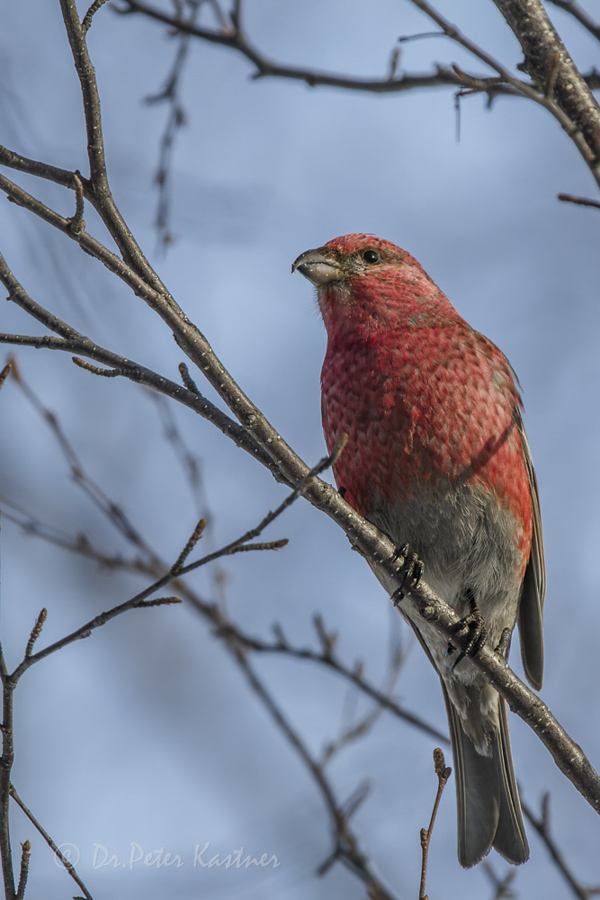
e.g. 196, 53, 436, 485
292, 234, 545, 867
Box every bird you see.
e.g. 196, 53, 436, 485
292, 233, 545, 868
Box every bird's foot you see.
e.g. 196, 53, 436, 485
447, 594, 487, 670
391, 544, 424, 607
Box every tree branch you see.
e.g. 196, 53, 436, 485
546, 0, 600, 45
522, 794, 600, 899
493, 0, 600, 160
9, 784, 94, 900
116, 0, 600, 188
0, 255, 276, 472
118, 0, 473, 94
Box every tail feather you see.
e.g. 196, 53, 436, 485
441, 682, 529, 868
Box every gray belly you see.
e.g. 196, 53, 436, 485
369, 480, 525, 752
370, 480, 523, 662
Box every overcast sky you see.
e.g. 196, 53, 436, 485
1, 2, 600, 898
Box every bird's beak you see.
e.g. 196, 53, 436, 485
291, 247, 344, 287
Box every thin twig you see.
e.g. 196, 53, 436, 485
171, 518, 206, 573
319, 645, 405, 767
558, 192, 600, 210
67, 171, 86, 235
24, 610, 47, 658
150, 392, 204, 514
10, 587, 181, 682
0, 258, 275, 471
419, 748, 452, 900
178, 361, 199, 394
522, 795, 600, 899
9, 784, 94, 900
72, 357, 120, 377
60, 0, 177, 300
231, 649, 397, 898
14, 840, 30, 900
145, 0, 202, 250
118, 0, 477, 93
481, 860, 517, 899
117, 0, 600, 185
82, 0, 111, 34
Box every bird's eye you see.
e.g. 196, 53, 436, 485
362, 250, 379, 264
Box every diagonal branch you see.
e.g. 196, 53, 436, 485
59, 0, 176, 299
0, 253, 275, 472
522, 795, 600, 899
9, 785, 94, 900
493, 0, 600, 159
231, 647, 398, 898
409, 0, 600, 183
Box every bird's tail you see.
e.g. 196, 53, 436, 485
441, 682, 529, 868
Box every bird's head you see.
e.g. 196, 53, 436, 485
291, 234, 407, 288
292, 233, 443, 332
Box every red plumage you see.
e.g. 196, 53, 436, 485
293, 234, 545, 868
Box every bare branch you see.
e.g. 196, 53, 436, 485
118, 0, 471, 93
171, 518, 206, 574
230, 648, 397, 898
547, 0, 600, 44
60, 0, 173, 296
558, 192, 600, 209
0, 648, 16, 900
481, 860, 517, 899
72, 357, 120, 377
24, 610, 47, 659
0, 145, 78, 191
68, 171, 86, 235
319, 645, 404, 767
82, 0, 111, 34
419, 748, 452, 900
14, 840, 30, 900
214, 618, 450, 745
144, 0, 203, 249
9, 784, 94, 900
9, 579, 181, 683
493, 0, 600, 161
116, 0, 600, 187
0, 259, 274, 471
522, 795, 600, 899
171, 438, 345, 579
409, 0, 600, 183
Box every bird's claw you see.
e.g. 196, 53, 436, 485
447, 596, 487, 670
391, 545, 424, 607
495, 627, 511, 659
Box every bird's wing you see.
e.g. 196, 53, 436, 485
514, 408, 546, 690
